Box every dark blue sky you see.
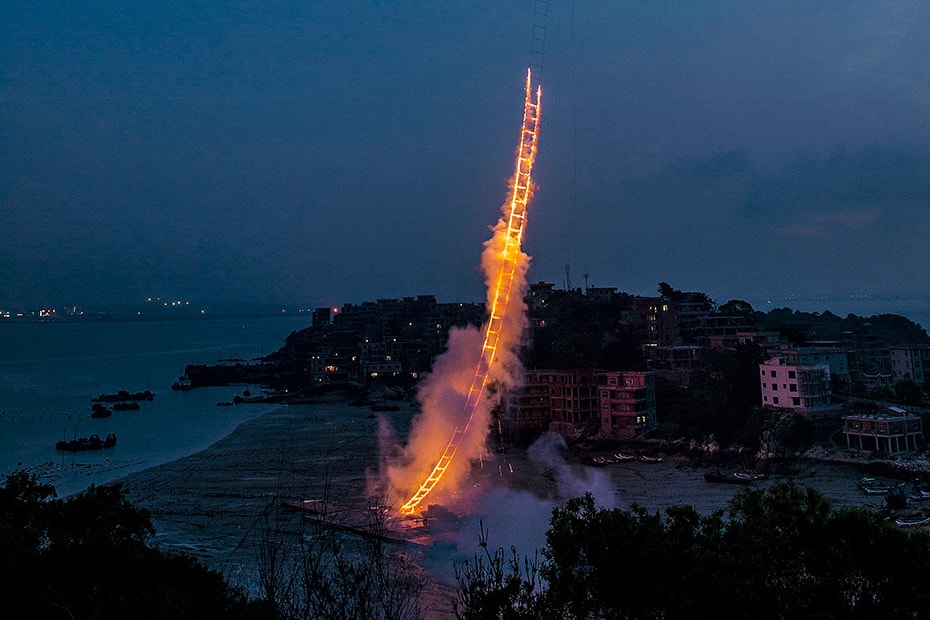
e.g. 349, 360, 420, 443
3, 1, 930, 310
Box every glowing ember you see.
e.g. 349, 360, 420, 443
398, 69, 541, 515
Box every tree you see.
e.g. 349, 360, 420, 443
718, 299, 756, 318
0, 472, 248, 620
452, 523, 541, 620
894, 378, 926, 407
255, 494, 425, 620
454, 484, 930, 619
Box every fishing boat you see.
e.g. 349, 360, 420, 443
112, 401, 140, 411
895, 515, 930, 528
733, 471, 768, 481
94, 390, 154, 402
56, 433, 117, 452
90, 403, 112, 419
614, 452, 635, 461
171, 377, 193, 391
704, 469, 754, 484
858, 480, 904, 496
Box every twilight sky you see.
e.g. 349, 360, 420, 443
3, 1, 930, 310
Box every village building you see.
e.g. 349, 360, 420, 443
842, 406, 923, 456
507, 368, 657, 440
890, 344, 930, 384
759, 356, 839, 424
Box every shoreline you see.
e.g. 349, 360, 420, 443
113, 400, 911, 583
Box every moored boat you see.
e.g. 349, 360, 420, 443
171, 377, 193, 391
94, 390, 154, 402
90, 403, 112, 418
55, 433, 117, 452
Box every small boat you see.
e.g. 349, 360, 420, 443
582, 457, 606, 468
896, 515, 930, 528
94, 390, 154, 402
704, 469, 754, 484
56, 433, 117, 452
911, 490, 930, 501
171, 377, 193, 391
614, 452, 635, 461
640, 455, 663, 464
90, 403, 112, 418
733, 471, 768, 481
593, 456, 615, 465
858, 481, 904, 496
112, 401, 140, 411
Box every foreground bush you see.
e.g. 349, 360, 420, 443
0, 471, 251, 620
455, 482, 930, 619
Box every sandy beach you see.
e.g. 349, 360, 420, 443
116, 396, 902, 615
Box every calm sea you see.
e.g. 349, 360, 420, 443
0, 315, 310, 496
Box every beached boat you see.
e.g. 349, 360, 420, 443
704, 469, 754, 484
858, 480, 904, 496
640, 455, 663, 464
896, 515, 930, 528
733, 471, 768, 481
614, 452, 635, 461
56, 433, 117, 452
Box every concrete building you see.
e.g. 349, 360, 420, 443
644, 345, 702, 386
760, 357, 837, 423
782, 347, 851, 381
841, 329, 890, 379
891, 345, 930, 384
842, 406, 923, 455
598, 371, 657, 438
508, 369, 657, 440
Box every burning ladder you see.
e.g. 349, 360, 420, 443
400, 70, 541, 515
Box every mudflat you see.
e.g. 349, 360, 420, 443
117, 397, 897, 612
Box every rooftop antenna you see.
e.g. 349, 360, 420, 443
583, 271, 589, 290
564, 263, 572, 290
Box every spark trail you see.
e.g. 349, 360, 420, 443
399, 69, 541, 515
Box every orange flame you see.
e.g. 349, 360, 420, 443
397, 69, 541, 515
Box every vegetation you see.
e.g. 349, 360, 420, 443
9, 461, 930, 619
757, 307, 930, 346
255, 497, 425, 620
0, 471, 250, 620
454, 483, 930, 619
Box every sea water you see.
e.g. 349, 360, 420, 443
0, 315, 310, 496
